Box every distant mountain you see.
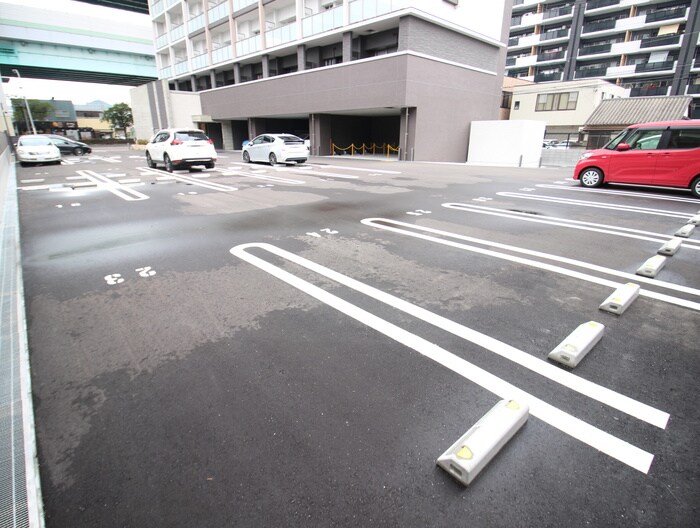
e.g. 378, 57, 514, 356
75, 100, 113, 111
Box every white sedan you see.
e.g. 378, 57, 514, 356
242, 134, 308, 165
15, 135, 62, 167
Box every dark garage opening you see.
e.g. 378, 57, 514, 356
253, 118, 309, 141
329, 115, 400, 154
230, 120, 248, 150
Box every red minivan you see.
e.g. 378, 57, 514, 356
574, 120, 700, 197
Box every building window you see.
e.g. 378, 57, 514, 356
501, 92, 512, 109
536, 91, 578, 111
514, 101, 520, 110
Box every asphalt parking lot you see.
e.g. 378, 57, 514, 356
16, 146, 700, 527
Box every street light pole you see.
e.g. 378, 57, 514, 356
12, 69, 37, 134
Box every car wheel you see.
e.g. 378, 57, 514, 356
164, 154, 173, 173
269, 152, 277, 165
54, 160, 62, 165
73, 147, 84, 156
242, 151, 250, 163
205, 162, 215, 169
146, 152, 156, 168
19, 161, 27, 167
691, 176, 700, 198
579, 167, 604, 188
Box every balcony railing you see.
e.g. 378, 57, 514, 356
208, 1, 229, 24
191, 52, 209, 70
630, 85, 668, 97
508, 36, 520, 46
349, 0, 409, 25
540, 28, 569, 41
235, 34, 261, 57
538, 50, 566, 61
586, 0, 619, 10
544, 6, 573, 20
188, 13, 205, 34
212, 45, 232, 64
506, 57, 517, 66
645, 7, 686, 23
534, 71, 563, 82
303, 5, 344, 37
165, 0, 179, 8
640, 34, 680, 49
233, 0, 257, 12
173, 60, 189, 75
582, 19, 616, 34
635, 60, 674, 73
266, 23, 296, 48
576, 66, 608, 78
151, 0, 164, 17
159, 66, 172, 78
155, 32, 169, 49
579, 42, 612, 56
170, 23, 185, 42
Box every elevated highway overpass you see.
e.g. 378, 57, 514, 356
0, 0, 156, 85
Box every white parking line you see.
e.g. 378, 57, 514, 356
231, 243, 657, 474
536, 184, 699, 204
285, 169, 358, 180
361, 218, 700, 311
306, 163, 401, 174
76, 170, 149, 201
142, 168, 238, 191
497, 192, 692, 220
443, 203, 700, 250
236, 171, 305, 185
88, 156, 121, 164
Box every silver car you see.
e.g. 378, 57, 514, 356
242, 134, 308, 165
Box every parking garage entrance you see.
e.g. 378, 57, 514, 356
234, 113, 403, 156
310, 114, 401, 157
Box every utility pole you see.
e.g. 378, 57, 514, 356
12, 69, 37, 134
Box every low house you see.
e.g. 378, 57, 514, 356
508, 79, 629, 143
75, 100, 113, 139
581, 95, 693, 148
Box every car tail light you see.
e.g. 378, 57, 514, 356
208, 139, 214, 144
171, 139, 183, 145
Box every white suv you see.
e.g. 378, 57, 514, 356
146, 128, 217, 172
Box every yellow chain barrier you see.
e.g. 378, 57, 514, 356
331, 143, 400, 157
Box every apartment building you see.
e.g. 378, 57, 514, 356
143, 0, 511, 161
506, 0, 700, 118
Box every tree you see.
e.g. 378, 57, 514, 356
103, 103, 133, 131
11, 98, 54, 133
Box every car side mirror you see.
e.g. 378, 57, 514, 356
616, 143, 631, 151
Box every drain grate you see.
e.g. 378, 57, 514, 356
1, 163, 43, 528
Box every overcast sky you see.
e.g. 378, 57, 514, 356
1, 0, 151, 106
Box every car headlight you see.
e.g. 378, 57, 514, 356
579, 152, 593, 160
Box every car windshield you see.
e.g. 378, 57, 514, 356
278, 135, 303, 144
175, 131, 209, 141
604, 128, 633, 150
18, 137, 52, 146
